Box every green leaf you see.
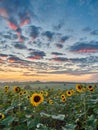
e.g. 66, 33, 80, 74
27, 120, 35, 129
14, 125, 27, 130
1, 116, 15, 126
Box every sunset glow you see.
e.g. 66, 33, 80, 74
0, 0, 98, 82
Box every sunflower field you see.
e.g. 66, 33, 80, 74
0, 84, 98, 130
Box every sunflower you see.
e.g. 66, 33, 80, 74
66, 90, 72, 96
0, 113, 5, 120
40, 91, 44, 95
88, 85, 93, 90
4, 86, 9, 90
13, 86, 21, 93
48, 99, 54, 104
27, 95, 30, 99
89, 88, 94, 92
44, 91, 48, 97
22, 90, 28, 95
70, 89, 75, 94
19, 91, 23, 96
61, 97, 66, 102
30, 93, 44, 106
61, 94, 66, 99
76, 84, 83, 92
4, 86, 9, 92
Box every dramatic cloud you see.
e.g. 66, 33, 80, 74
69, 41, 98, 53
7, 55, 22, 63
27, 50, 46, 60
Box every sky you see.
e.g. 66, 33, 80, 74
0, 0, 98, 82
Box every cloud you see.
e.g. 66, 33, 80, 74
27, 50, 46, 60
42, 31, 54, 41
50, 57, 69, 62
28, 25, 41, 39
0, 0, 36, 42
50, 56, 98, 64
53, 20, 64, 30
55, 43, 63, 49
60, 36, 70, 43
69, 41, 98, 53
51, 52, 64, 56
7, 55, 24, 63
91, 30, 98, 35
13, 43, 27, 49
82, 27, 92, 32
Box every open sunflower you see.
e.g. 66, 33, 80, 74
89, 88, 94, 92
13, 86, 21, 93
66, 90, 72, 96
4, 86, 9, 92
30, 93, 44, 106
44, 91, 48, 97
0, 113, 5, 120
76, 84, 83, 92
61, 94, 66, 99
88, 85, 93, 90
61, 97, 66, 102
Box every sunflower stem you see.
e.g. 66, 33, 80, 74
83, 90, 87, 126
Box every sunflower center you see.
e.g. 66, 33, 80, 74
78, 86, 81, 89
89, 86, 92, 88
68, 92, 70, 94
0, 115, 2, 119
34, 96, 41, 102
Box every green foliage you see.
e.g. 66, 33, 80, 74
0, 83, 98, 130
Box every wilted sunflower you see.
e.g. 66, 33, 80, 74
13, 86, 21, 93
76, 84, 83, 92
66, 90, 72, 96
30, 93, 44, 107
0, 113, 5, 120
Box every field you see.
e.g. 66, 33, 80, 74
0, 82, 98, 130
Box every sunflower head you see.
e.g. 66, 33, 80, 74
76, 84, 83, 92
88, 85, 93, 90
61, 97, 66, 102
13, 86, 21, 93
89, 88, 94, 93
4, 86, 9, 92
40, 91, 44, 95
48, 99, 54, 104
44, 91, 48, 97
61, 94, 65, 99
0, 113, 5, 120
66, 90, 72, 96
30, 93, 44, 107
